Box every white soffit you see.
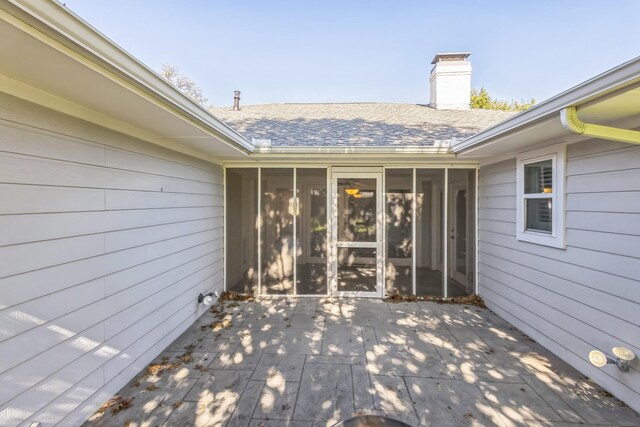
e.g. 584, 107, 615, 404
578, 86, 640, 124
454, 58, 640, 159
0, 1, 252, 161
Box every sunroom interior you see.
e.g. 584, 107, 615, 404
225, 166, 476, 298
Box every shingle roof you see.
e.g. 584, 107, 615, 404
211, 103, 516, 147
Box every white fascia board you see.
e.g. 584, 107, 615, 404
453, 56, 640, 155
3, 0, 254, 154
252, 145, 453, 155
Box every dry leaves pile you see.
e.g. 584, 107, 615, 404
96, 396, 134, 416
146, 357, 180, 376
146, 344, 196, 377
219, 290, 254, 302
384, 292, 487, 308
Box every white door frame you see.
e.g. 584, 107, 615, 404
330, 170, 384, 298
448, 182, 468, 286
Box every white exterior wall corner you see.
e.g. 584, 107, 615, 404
0, 93, 224, 425
477, 139, 640, 413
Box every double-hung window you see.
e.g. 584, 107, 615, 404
516, 144, 565, 248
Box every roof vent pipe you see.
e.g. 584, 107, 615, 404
233, 90, 241, 111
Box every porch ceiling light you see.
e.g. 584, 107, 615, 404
345, 188, 359, 196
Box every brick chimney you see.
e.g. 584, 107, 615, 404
429, 52, 472, 110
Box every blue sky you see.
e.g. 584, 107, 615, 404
65, 1, 640, 107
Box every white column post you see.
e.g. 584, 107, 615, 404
293, 168, 297, 296
443, 167, 448, 298
257, 167, 262, 296
412, 168, 417, 296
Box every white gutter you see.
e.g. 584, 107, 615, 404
4, 0, 254, 154
560, 106, 640, 145
453, 56, 640, 154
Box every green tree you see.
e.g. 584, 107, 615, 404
471, 87, 535, 112
159, 64, 209, 107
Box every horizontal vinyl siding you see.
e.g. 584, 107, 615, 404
477, 140, 640, 413
0, 93, 223, 426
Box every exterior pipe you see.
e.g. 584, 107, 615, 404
560, 106, 640, 144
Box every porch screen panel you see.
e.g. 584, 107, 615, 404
337, 248, 377, 293
225, 168, 259, 293
261, 168, 295, 295
415, 169, 445, 297
296, 168, 328, 295
384, 169, 413, 295
337, 178, 377, 243
447, 169, 476, 296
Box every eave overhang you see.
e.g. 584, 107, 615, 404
0, 0, 253, 162
453, 56, 640, 160
220, 143, 468, 165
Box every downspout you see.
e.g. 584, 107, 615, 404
560, 106, 640, 144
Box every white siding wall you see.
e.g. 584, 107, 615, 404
478, 139, 640, 413
0, 93, 223, 425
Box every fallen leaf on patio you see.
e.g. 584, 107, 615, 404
147, 361, 180, 376
202, 319, 233, 331
177, 353, 193, 364
598, 389, 614, 398
145, 384, 158, 391
130, 380, 141, 388
173, 401, 183, 409
281, 404, 291, 411
463, 412, 476, 420
219, 290, 254, 302
96, 396, 134, 416
385, 292, 418, 302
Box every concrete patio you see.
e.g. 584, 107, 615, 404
85, 298, 639, 427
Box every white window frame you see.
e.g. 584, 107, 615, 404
516, 143, 566, 248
